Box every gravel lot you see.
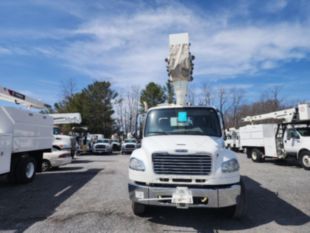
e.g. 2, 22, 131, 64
0, 152, 309, 233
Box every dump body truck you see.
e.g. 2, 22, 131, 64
0, 107, 53, 183
128, 33, 246, 218
0, 85, 54, 183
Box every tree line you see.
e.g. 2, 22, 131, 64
55, 79, 300, 137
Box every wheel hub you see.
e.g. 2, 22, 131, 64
302, 155, 310, 168
26, 162, 35, 178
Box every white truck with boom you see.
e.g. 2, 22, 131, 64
225, 128, 242, 151
240, 104, 310, 170
0, 86, 53, 183
50, 112, 82, 157
128, 33, 246, 218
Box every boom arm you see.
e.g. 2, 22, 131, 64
50, 113, 82, 125
242, 104, 310, 123
166, 33, 194, 106
0, 85, 49, 109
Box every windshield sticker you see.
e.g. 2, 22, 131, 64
178, 112, 187, 122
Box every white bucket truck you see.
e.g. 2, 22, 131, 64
50, 113, 82, 157
240, 104, 310, 170
128, 33, 246, 217
0, 86, 53, 183
225, 128, 242, 151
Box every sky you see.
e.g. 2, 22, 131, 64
0, 0, 310, 106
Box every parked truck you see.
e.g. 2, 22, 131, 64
0, 86, 53, 183
128, 33, 246, 218
225, 128, 242, 151
50, 113, 82, 157
240, 104, 310, 170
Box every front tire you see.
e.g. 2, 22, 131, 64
300, 151, 310, 170
132, 201, 146, 216
225, 178, 247, 218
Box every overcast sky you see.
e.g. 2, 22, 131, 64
0, 0, 310, 105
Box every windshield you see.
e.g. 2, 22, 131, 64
125, 139, 136, 143
53, 127, 61, 135
144, 107, 222, 137
296, 128, 310, 137
97, 139, 110, 143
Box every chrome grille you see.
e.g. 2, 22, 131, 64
96, 145, 106, 149
125, 144, 135, 149
152, 153, 212, 175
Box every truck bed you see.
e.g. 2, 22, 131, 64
239, 124, 278, 157
0, 107, 53, 153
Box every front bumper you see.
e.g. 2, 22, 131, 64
128, 182, 240, 208
51, 157, 72, 168
93, 148, 112, 153
122, 148, 135, 153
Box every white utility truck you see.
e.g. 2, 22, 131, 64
0, 86, 53, 183
225, 128, 242, 151
128, 33, 246, 218
51, 113, 82, 157
240, 104, 310, 170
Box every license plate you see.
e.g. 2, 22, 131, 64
172, 187, 193, 204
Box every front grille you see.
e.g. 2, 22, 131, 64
125, 144, 135, 149
96, 145, 106, 149
152, 153, 212, 176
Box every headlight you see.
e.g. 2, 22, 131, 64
221, 159, 239, 173
129, 158, 145, 171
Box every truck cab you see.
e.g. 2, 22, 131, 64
128, 105, 245, 217
284, 127, 310, 169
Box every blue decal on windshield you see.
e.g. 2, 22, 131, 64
178, 112, 187, 122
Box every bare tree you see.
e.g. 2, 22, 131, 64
113, 86, 141, 137
199, 83, 213, 106
229, 88, 244, 127
217, 87, 228, 113
187, 87, 196, 106
61, 78, 77, 100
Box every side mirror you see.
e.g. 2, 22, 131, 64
135, 113, 145, 140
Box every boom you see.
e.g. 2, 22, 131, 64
242, 104, 310, 123
0, 85, 49, 109
49, 113, 82, 125
166, 33, 194, 106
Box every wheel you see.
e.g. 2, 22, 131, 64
132, 201, 146, 216
224, 177, 247, 218
300, 151, 310, 170
16, 156, 37, 184
251, 148, 264, 162
41, 160, 51, 172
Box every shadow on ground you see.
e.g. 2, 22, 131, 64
146, 176, 310, 233
0, 168, 101, 233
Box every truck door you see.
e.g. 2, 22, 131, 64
284, 129, 301, 154
0, 135, 12, 175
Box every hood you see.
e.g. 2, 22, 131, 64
142, 135, 222, 155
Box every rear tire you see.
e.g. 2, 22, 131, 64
41, 160, 51, 172
251, 148, 264, 162
16, 156, 36, 184
300, 151, 310, 170
132, 201, 146, 216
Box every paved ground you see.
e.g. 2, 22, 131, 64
0, 152, 309, 233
